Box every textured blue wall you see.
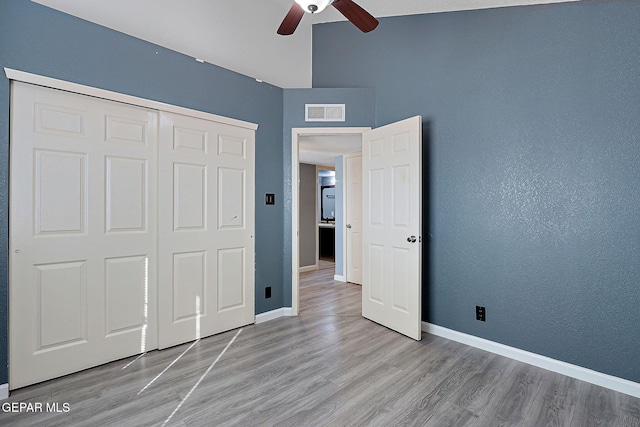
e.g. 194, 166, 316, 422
282, 88, 375, 306
0, 0, 284, 385
313, 1, 640, 383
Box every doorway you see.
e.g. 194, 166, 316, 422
291, 127, 369, 315
291, 117, 424, 341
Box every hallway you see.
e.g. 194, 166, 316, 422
299, 261, 361, 317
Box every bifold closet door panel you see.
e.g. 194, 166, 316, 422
9, 82, 158, 389
158, 111, 255, 349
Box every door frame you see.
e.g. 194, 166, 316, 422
290, 127, 369, 315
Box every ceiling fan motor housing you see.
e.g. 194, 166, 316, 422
294, 0, 333, 14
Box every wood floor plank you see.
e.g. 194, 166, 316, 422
473, 363, 545, 426
618, 393, 640, 427
571, 382, 621, 427
424, 400, 479, 427
2, 262, 639, 426
383, 346, 508, 426
449, 354, 518, 416
524, 372, 581, 427
273, 363, 404, 427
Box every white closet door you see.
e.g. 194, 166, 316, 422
158, 112, 255, 349
10, 82, 158, 389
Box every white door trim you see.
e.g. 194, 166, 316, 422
291, 127, 370, 315
4, 68, 258, 131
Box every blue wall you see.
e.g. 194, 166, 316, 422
0, 0, 284, 385
282, 88, 375, 306
313, 0, 640, 382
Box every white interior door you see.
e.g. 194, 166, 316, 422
362, 116, 422, 340
345, 153, 363, 285
158, 112, 255, 349
10, 82, 158, 389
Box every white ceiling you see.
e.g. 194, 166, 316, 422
299, 134, 362, 166
31, 0, 577, 89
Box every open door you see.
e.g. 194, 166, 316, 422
362, 116, 422, 340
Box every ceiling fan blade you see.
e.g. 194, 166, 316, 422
331, 0, 379, 33
278, 3, 305, 35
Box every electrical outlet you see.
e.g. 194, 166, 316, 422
476, 306, 486, 322
265, 286, 272, 299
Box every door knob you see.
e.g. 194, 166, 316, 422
407, 235, 417, 243
346, 224, 352, 228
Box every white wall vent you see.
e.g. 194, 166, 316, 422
305, 104, 345, 122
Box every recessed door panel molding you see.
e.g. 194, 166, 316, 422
393, 132, 410, 154
173, 126, 208, 152
35, 103, 86, 137
173, 163, 207, 231
368, 169, 385, 227
352, 183, 362, 223
172, 251, 207, 323
368, 244, 385, 304
362, 116, 422, 341
34, 149, 87, 236
10, 81, 158, 389
35, 261, 88, 351
351, 231, 362, 270
218, 167, 245, 229
105, 156, 147, 233
392, 247, 410, 313
105, 255, 148, 336
366, 245, 385, 304
105, 115, 147, 146
218, 134, 246, 158
369, 136, 384, 159
392, 164, 411, 229
218, 248, 245, 311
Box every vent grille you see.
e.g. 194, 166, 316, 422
305, 104, 345, 122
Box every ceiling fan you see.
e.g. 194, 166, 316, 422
278, 0, 379, 35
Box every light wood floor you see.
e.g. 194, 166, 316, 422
2, 262, 639, 426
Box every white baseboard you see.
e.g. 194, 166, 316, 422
299, 265, 317, 273
255, 308, 287, 324
0, 383, 8, 400
334, 274, 346, 282
422, 322, 640, 399
255, 307, 294, 324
